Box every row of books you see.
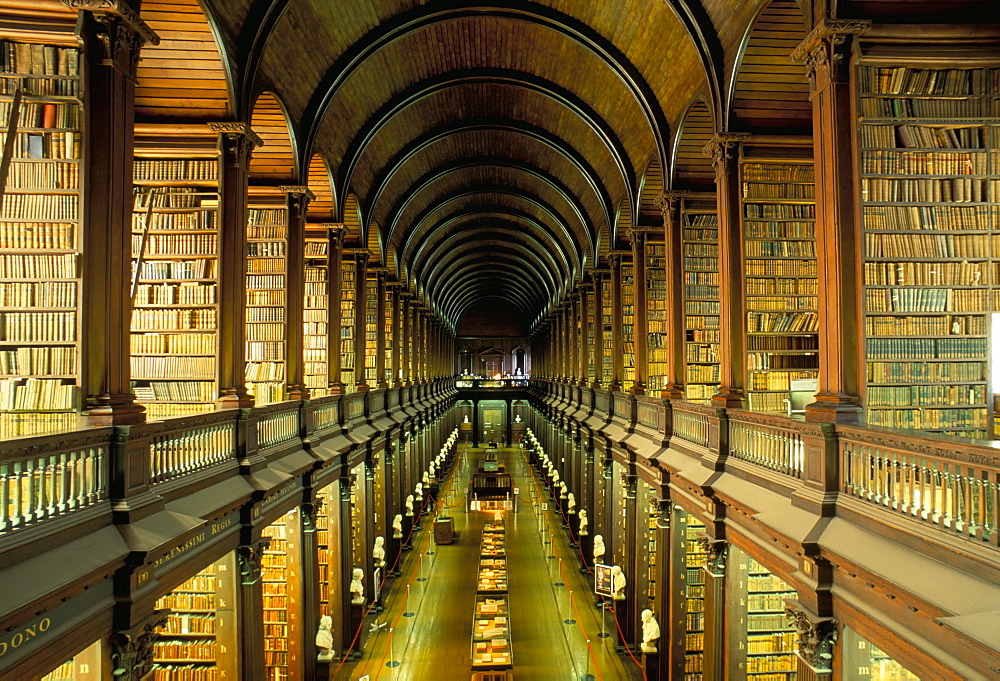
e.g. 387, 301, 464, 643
865, 287, 991, 313
861, 176, 996, 203
132, 309, 216, 331
0, 222, 74, 250
866, 360, 985, 383
133, 381, 214, 402
150, 667, 219, 680
131, 356, 215, 379
248, 259, 285, 274
860, 149, 987, 175
246, 323, 285, 341
3, 160, 77, 189
246, 307, 285, 322
134, 187, 212, 210
864, 261, 988, 287
865, 336, 987, 359
132, 234, 217, 256
686, 286, 719, 300
688, 365, 720, 383
744, 203, 815, 219
135, 283, 216, 306
0, 77, 78, 97
747, 296, 818, 311
867, 384, 986, 407
865, 231, 997, 258
0, 311, 75, 341
132, 333, 216, 354
747, 392, 794, 412
247, 274, 285, 290
747, 277, 817, 295
867, 407, 988, 429
0, 41, 77, 76
0, 280, 75, 307
861, 66, 999, 97
749, 371, 816, 391
860, 94, 993, 119
162, 613, 217, 635
135, 159, 219, 182
0, 253, 76, 278
248, 241, 285, 257
743, 183, 815, 200
745, 260, 816, 276
745, 241, 816, 258
685, 315, 720, 329
747, 353, 819, 370
742, 163, 815, 183
157, 592, 216, 611
747, 312, 818, 333
0, 346, 75, 375
862, 204, 995, 231
685, 243, 716, 256
684, 257, 718, 271
246, 362, 284, 381
154, 640, 216, 661
138, 259, 214, 280
744, 220, 814, 239
0, 377, 74, 410
865, 314, 985, 336
747, 632, 795, 654
0, 131, 78, 159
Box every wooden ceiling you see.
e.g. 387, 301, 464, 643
22, 0, 974, 329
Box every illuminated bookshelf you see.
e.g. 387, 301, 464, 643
0, 39, 81, 436
130, 152, 219, 419
601, 273, 613, 385
303, 236, 328, 397
364, 275, 377, 385
262, 512, 302, 680
741, 157, 818, 414
245, 205, 287, 405
382, 285, 392, 385
340, 257, 356, 391
857, 64, 996, 437
682, 199, 720, 403
684, 514, 707, 680
729, 547, 798, 679
646, 237, 668, 393
621, 260, 635, 391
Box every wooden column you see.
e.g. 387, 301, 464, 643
76, 5, 158, 425
281, 185, 313, 401
354, 252, 369, 391
327, 225, 346, 393
592, 269, 605, 389
609, 253, 624, 392
236, 541, 269, 680
703, 133, 750, 409
792, 20, 870, 423
570, 292, 581, 384
629, 229, 648, 395
657, 191, 689, 399
561, 303, 571, 382
579, 282, 592, 386
375, 270, 388, 388
213, 124, 261, 409
699, 537, 728, 681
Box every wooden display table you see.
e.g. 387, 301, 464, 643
434, 516, 455, 544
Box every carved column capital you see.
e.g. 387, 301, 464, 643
109, 612, 169, 681
784, 600, 839, 673
324, 222, 347, 247
626, 227, 647, 248
237, 539, 271, 585
656, 189, 691, 218
211, 123, 263, 166
66, 0, 160, 77
702, 133, 752, 178
695, 533, 728, 576
791, 19, 871, 94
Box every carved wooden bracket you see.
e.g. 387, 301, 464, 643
790, 19, 872, 94
784, 599, 839, 674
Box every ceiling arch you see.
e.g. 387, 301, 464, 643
248, 91, 297, 183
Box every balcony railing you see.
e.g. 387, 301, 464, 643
455, 378, 530, 388
728, 411, 804, 479
145, 412, 236, 485
256, 402, 301, 451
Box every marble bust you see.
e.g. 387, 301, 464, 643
315, 615, 334, 660
373, 536, 386, 567
349, 568, 365, 604
578, 509, 589, 536
592, 533, 604, 562
640, 609, 660, 653
566, 492, 576, 514
611, 565, 626, 600
405, 495, 414, 516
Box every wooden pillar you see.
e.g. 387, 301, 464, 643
236, 541, 269, 680
703, 133, 750, 409
281, 186, 313, 401
609, 254, 624, 392
657, 191, 690, 399
699, 537, 728, 681
792, 20, 870, 423
327, 225, 346, 393
629, 230, 648, 395
592, 270, 605, 389
212, 124, 261, 409
76, 4, 159, 425
376, 270, 388, 388
570, 292, 580, 384
354, 253, 370, 391
785, 599, 839, 680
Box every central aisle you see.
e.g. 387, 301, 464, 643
339, 445, 640, 681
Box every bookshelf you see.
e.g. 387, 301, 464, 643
729, 547, 798, 680
842, 626, 922, 680
245, 205, 287, 406
741, 157, 818, 414
364, 275, 377, 385
684, 515, 707, 680
383, 285, 393, 385
682, 199, 720, 403
304, 236, 328, 397
152, 556, 238, 681
601, 274, 612, 385
586, 288, 596, 384
262, 512, 302, 681
646, 238, 668, 393
316, 487, 333, 617
622, 261, 635, 391
39, 639, 102, 680
857, 64, 997, 437
340, 257, 356, 391
0, 39, 81, 437
130, 155, 220, 419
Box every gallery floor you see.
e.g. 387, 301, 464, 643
335, 445, 641, 680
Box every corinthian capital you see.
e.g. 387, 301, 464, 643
791, 19, 872, 93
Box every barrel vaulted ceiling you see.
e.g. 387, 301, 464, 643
22, 0, 990, 331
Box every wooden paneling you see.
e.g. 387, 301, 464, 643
249, 92, 296, 183
731, 0, 811, 130
673, 99, 716, 189
137, 0, 231, 121
306, 154, 335, 221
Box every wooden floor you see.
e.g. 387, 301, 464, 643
334, 445, 642, 681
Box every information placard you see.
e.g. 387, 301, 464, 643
594, 563, 613, 597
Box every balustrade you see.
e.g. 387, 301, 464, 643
146, 414, 236, 484
728, 411, 804, 478
672, 402, 711, 448
255, 403, 300, 450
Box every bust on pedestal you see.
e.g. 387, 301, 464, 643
373, 536, 386, 568
392, 514, 403, 537
578, 510, 589, 536
315, 615, 334, 662
349, 568, 365, 605
640, 609, 660, 652
347, 568, 366, 659
405, 495, 414, 517
566, 492, 576, 514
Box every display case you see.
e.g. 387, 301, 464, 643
472, 595, 513, 671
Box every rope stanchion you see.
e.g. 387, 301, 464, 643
609, 601, 648, 681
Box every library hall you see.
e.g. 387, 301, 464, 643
2, 0, 1000, 679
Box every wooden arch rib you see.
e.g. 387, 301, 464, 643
637, 159, 663, 226
249, 91, 298, 183
672, 97, 717, 190
305, 154, 336, 221
729, 0, 811, 131
596, 222, 612, 262
137, 0, 232, 120
342, 194, 363, 244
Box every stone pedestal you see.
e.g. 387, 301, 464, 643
347, 602, 366, 659
389, 536, 403, 576
643, 651, 662, 680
